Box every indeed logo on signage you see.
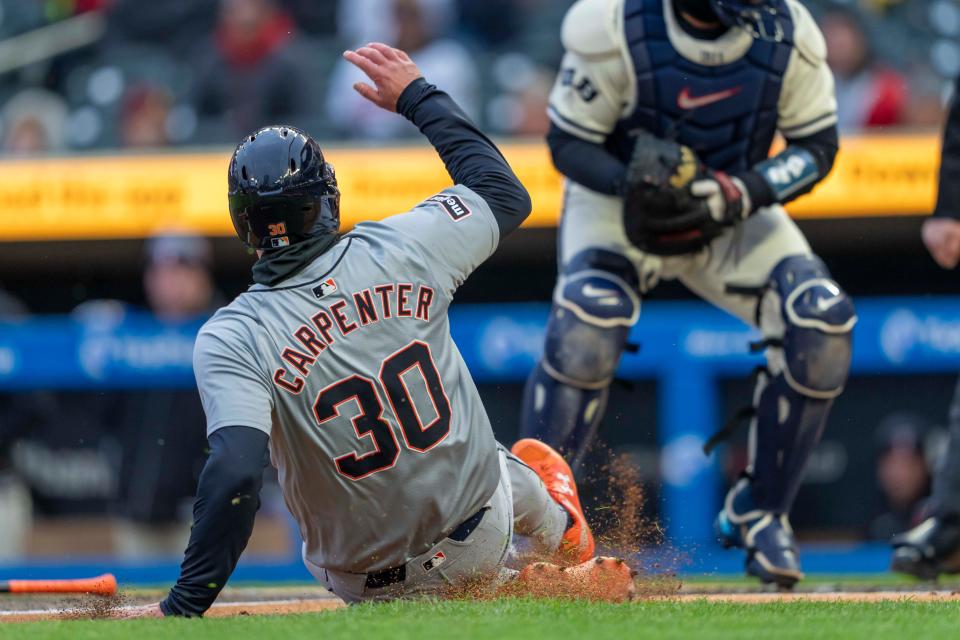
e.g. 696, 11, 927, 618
880, 308, 960, 364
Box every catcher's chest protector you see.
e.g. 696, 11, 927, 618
608, 0, 795, 172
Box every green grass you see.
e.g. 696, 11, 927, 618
4, 598, 960, 640
677, 572, 960, 590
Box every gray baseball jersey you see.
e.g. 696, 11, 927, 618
193, 184, 502, 573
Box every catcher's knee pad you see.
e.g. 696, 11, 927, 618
543, 250, 640, 387
760, 255, 857, 398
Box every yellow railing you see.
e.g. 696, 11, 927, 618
0, 134, 941, 242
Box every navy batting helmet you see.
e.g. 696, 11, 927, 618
228, 125, 340, 250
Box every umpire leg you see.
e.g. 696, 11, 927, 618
933, 377, 960, 519
520, 182, 651, 469
890, 377, 960, 578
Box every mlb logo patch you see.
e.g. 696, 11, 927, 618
312, 278, 338, 299
422, 551, 447, 572
269, 236, 290, 248
428, 194, 472, 221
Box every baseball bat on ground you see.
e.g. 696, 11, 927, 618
0, 573, 117, 596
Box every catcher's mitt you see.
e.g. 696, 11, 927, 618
620, 132, 725, 256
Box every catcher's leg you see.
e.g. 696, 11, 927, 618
520, 182, 654, 469
719, 254, 855, 587
892, 376, 960, 578
519, 248, 640, 469
681, 207, 856, 588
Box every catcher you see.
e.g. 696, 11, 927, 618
520, 0, 856, 588
125, 44, 632, 617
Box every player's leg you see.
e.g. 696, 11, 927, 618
678, 205, 856, 588
892, 376, 960, 578
505, 440, 635, 600
520, 182, 653, 469
506, 440, 593, 561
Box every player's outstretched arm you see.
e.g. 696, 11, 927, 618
344, 43, 532, 237
158, 426, 269, 617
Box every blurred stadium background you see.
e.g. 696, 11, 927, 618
0, 0, 959, 581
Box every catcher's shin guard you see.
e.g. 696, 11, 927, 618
716, 255, 855, 586
748, 255, 856, 514
520, 250, 639, 468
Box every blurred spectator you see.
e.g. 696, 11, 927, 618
904, 68, 950, 129
112, 233, 218, 557
1, 89, 68, 154
193, 0, 309, 138
869, 413, 933, 541
822, 8, 908, 131
456, 0, 522, 47
283, 0, 339, 38
120, 84, 173, 148
0, 289, 32, 561
487, 56, 552, 136
336, 0, 456, 48
326, 0, 479, 139
105, 0, 218, 51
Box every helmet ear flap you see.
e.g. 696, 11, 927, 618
322, 162, 338, 192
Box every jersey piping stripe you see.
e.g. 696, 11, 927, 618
241, 237, 354, 294
547, 106, 610, 141
780, 112, 837, 138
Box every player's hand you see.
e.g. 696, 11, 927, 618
111, 603, 164, 619
343, 43, 422, 112
690, 171, 751, 225
922, 217, 960, 269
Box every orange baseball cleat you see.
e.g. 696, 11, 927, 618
511, 438, 595, 562
517, 556, 637, 602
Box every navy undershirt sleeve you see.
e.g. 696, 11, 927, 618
160, 426, 270, 617
397, 78, 532, 237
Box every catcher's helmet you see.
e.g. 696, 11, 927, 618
228, 125, 340, 250
676, 0, 785, 41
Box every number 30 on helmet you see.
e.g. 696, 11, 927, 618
227, 125, 341, 251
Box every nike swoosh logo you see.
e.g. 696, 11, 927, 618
677, 86, 742, 110
582, 284, 620, 299
816, 296, 844, 313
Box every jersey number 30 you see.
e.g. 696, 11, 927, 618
312, 341, 452, 480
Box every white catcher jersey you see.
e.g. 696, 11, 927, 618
193, 185, 502, 573
548, 0, 838, 144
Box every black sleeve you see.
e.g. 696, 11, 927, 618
546, 123, 627, 196
159, 426, 269, 617
935, 86, 960, 220
397, 78, 532, 237
735, 124, 840, 209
